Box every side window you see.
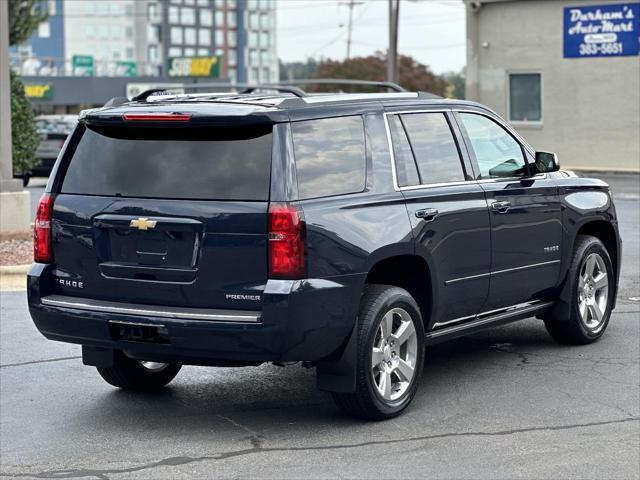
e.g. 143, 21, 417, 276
399, 113, 466, 184
388, 115, 420, 187
459, 113, 526, 179
292, 116, 366, 199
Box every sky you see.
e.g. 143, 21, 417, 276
276, 0, 467, 74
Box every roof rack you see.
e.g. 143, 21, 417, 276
278, 79, 407, 93
131, 83, 307, 102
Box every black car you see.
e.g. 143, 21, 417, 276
28, 84, 621, 420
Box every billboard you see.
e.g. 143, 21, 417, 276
564, 3, 640, 58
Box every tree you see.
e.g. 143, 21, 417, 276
310, 52, 448, 96
443, 68, 466, 99
8, 0, 48, 46
279, 58, 318, 82
10, 71, 40, 176
8, 0, 48, 177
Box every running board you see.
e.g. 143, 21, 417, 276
425, 301, 554, 345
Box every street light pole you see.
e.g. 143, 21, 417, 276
387, 0, 400, 84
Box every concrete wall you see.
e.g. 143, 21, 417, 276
466, 0, 640, 171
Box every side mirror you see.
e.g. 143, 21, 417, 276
533, 151, 560, 173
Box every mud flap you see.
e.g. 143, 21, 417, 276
82, 346, 115, 367
316, 320, 358, 393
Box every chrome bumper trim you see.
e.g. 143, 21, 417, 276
40, 295, 261, 323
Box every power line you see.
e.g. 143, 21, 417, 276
339, 0, 364, 59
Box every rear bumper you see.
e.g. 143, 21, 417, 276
28, 264, 363, 365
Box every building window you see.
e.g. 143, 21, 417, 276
197, 0, 210, 5
228, 67, 237, 82
110, 3, 121, 15
97, 3, 108, 16
181, 7, 195, 24
169, 6, 179, 23
147, 25, 159, 42
111, 25, 123, 39
227, 30, 236, 47
148, 4, 160, 22
262, 68, 270, 82
184, 0, 195, 5
85, 25, 96, 38
184, 27, 196, 45
216, 11, 224, 27
170, 27, 183, 44
227, 11, 237, 27
200, 9, 213, 26
169, 47, 182, 57
198, 47, 209, 55
227, 48, 236, 66
215, 30, 224, 46
260, 31, 269, 48
260, 49, 269, 65
149, 45, 159, 62
249, 12, 258, 28
47, 0, 56, 15
98, 25, 108, 39
184, 47, 195, 57
249, 31, 258, 47
215, 0, 224, 7
509, 73, 542, 123
198, 28, 211, 45
38, 21, 50, 38
260, 13, 270, 29
126, 26, 133, 39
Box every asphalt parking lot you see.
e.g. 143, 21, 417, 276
2, 173, 638, 479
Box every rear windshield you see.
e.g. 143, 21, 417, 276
60, 125, 273, 201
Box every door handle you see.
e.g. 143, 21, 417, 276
491, 201, 511, 213
415, 208, 439, 221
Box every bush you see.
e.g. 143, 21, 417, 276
10, 71, 40, 175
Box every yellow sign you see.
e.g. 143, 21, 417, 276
24, 84, 53, 99
167, 56, 220, 77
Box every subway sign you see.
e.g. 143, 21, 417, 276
24, 84, 53, 99
564, 3, 640, 57
167, 56, 220, 77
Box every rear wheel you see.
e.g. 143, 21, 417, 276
545, 235, 614, 345
332, 285, 425, 420
96, 351, 181, 391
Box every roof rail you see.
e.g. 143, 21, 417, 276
278, 79, 407, 93
131, 83, 307, 102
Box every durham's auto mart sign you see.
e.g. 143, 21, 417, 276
564, 2, 640, 57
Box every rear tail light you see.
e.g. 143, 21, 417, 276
34, 194, 54, 263
268, 203, 306, 278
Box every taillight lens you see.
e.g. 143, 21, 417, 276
34, 194, 54, 263
268, 203, 306, 278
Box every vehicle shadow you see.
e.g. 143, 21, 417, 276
68, 318, 572, 440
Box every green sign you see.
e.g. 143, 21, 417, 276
116, 61, 137, 77
167, 56, 220, 77
24, 84, 53, 100
72, 55, 94, 76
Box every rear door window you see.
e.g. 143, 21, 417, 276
60, 125, 273, 200
399, 113, 466, 184
291, 116, 366, 199
388, 115, 420, 187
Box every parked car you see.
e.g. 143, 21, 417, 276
27, 85, 621, 420
23, 115, 77, 185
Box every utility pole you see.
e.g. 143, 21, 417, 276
387, 0, 400, 83
340, 0, 363, 60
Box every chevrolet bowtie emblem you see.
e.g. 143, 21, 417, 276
130, 218, 157, 230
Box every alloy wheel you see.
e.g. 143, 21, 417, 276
371, 307, 418, 402
577, 252, 609, 333
138, 361, 169, 372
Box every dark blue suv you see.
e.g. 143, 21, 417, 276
28, 85, 621, 420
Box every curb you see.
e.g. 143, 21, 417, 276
0, 265, 30, 275
0, 265, 29, 291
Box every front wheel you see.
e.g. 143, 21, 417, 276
545, 235, 615, 345
96, 351, 182, 391
332, 285, 425, 420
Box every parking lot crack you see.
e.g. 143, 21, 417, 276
10, 416, 638, 479
0, 356, 82, 368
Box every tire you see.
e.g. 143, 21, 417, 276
332, 284, 425, 420
96, 351, 181, 391
545, 235, 615, 345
